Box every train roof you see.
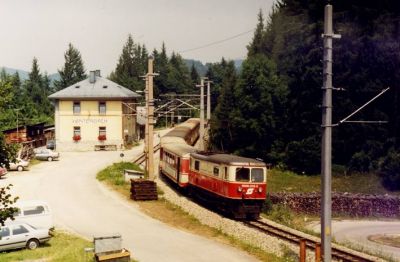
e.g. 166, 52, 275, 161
163, 118, 200, 138
191, 152, 266, 166
162, 142, 197, 157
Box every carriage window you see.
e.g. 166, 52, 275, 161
224, 167, 228, 180
213, 167, 219, 176
236, 167, 250, 182
194, 160, 200, 171
251, 168, 264, 182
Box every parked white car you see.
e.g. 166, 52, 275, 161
0, 222, 52, 251
10, 200, 54, 230
33, 148, 59, 161
9, 158, 29, 172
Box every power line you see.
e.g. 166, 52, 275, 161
179, 29, 254, 53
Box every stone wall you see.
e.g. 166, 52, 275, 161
269, 192, 400, 217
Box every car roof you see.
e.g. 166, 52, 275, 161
13, 200, 49, 208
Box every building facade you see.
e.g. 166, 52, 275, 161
49, 70, 140, 151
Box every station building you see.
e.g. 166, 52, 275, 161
49, 70, 140, 151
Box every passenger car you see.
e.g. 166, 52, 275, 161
0, 166, 7, 177
46, 140, 55, 150
0, 222, 52, 251
33, 148, 59, 161
10, 200, 54, 230
9, 159, 30, 171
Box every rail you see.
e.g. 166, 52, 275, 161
245, 219, 382, 262
132, 143, 161, 165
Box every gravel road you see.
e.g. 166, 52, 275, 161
0, 134, 258, 262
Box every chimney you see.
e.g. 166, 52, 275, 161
89, 71, 96, 83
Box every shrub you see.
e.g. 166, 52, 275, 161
348, 151, 371, 173
285, 137, 320, 175
379, 149, 400, 191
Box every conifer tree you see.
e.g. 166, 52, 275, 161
54, 43, 86, 91
190, 63, 200, 85
110, 35, 147, 91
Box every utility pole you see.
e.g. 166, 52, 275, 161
196, 77, 207, 151
205, 80, 212, 122
144, 77, 149, 175
321, 4, 340, 261
144, 57, 158, 180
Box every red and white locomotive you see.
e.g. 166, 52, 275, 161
159, 118, 267, 219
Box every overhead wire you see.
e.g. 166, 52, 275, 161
179, 29, 254, 53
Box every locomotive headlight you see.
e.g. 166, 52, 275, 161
258, 187, 263, 193
237, 186, 243, 192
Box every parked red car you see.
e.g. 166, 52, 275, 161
0, 166, 8, 177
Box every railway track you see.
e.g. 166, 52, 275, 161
132, 143, 161, 164
245, 219, 381, 262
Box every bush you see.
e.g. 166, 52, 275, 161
348, 151, 371, 173
285, 137, 320, 175
379, 149, 400, 191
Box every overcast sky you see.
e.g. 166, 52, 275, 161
0, 0, 274, 76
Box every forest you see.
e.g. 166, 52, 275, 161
209, 0, 400, 190
1, 0, 399, 189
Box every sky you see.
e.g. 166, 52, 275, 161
0, 0, 274, 76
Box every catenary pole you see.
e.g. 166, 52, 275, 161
321, 4, 340, 261
206, 80, 212, 122
197, 77, 206, 151
147, 57, 155, 180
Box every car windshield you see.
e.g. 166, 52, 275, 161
251, 168, 264, 182
235, 167, 250, 182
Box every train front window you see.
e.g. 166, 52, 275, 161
251, 168, 264, 182
235, 167, 250, 182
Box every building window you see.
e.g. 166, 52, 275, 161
74, 126, 81, 136
73, 101, 81, 114
98, 127, 107, 141
99, 102, 106, 115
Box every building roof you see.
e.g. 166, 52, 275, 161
48, 73, 140, 100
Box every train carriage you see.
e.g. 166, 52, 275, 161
189, 153, 267, 219
160, 141, 196, 187
159, 118, 267, 219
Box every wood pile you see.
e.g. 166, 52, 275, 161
130, 179, 158, 201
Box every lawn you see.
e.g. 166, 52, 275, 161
0, 231, 92, 262
267, 168, 397, 195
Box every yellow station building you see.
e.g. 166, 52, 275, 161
49, 70, 140, 151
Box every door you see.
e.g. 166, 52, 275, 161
177, 157, 181, 183
0, 226, 13, 251
10, 225, 30, 249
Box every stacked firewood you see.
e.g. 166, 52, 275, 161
130, 179, 158, 201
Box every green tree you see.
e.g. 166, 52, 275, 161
54, 43, 86, 91
110, 35, 147, 91
190, 63, 200, 85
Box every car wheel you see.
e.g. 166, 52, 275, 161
27, 239, 39, 250
47, 157, 53, 162
17, 166, 24, 172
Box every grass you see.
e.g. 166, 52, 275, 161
96, 162, 287, 262
0, 230, 92, 262
267, 168, 397, 195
